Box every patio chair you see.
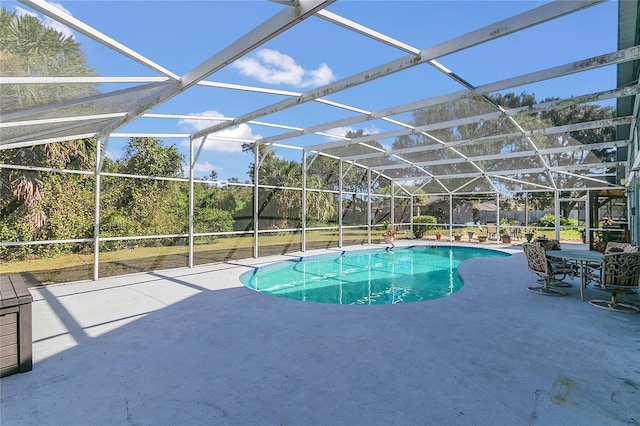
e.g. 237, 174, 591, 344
534, 238, 561, 251
584, 243, 638, 285
533, 238, 575, 287
511, 223, 522, 240
522, 242, 566, 296
589, 252, 640, 314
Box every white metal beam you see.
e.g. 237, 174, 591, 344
315, 9, 421, 56
305, 48, 640, 153
1, 77, 170, 84
432, 162, 626, 180
93, 0, 333, 148
363, 116, 634, 171
19, 0, 180, 79
191, 0, 601, 141
183, 1, 334, 89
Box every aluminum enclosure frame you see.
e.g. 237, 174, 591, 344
1, 0, 639, 281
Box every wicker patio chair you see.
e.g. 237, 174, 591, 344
533, 238, 576, 287
522, 242, 566, 296
584, 243, 639, 286
589, 251, 640, 314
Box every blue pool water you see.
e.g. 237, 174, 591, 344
240, 246, 509, 305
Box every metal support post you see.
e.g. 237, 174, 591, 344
301, 150, 307, 252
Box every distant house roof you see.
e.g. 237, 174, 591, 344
477, 202, 497, 211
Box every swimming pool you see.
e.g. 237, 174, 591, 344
240, 246, 509, 305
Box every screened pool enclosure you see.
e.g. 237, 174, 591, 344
1, 0, 639, 284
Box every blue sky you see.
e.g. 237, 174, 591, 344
10, 1, 619, 181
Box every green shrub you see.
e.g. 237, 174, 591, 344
193, 207, 234, 234
0, 223, 29, 260
537, 214, 571, 228
413, 215, 437, 238
537, 214, 554, 227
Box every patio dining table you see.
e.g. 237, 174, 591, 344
546, 249, 604, 301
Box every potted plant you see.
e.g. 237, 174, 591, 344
500, 228, 511, 244
578, 228, 586, 244
453, 231, 462, 241
435, 229, 442, 240
381, 221, 396, 245
524, 228, 535, 243
594, 230, 610, 253
475, 223, 488, 242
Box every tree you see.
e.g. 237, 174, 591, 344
0, 8, 98, 112
192, 181, 246, 235
392, 93, 538, 190
392, 92, 616, 207
118, 137, 184, 178
304, 130, 389, 226
100, 138, 186, 241
240, 143, 340, 229
0, 7, 98, 244
306, 174, 337, 225
539, 100, 615, 161
537, 100, 615, 216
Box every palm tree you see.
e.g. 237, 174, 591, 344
0, 8, 97, 112
0, 7, 98, 230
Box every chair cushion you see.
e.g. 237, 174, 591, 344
604, 242, 637, 254
535, 238, 561, 251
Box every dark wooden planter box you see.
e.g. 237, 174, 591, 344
1, 274, 33, 378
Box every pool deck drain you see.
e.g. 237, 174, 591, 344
1, 241, 639, 425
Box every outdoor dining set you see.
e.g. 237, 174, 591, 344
523, 239, 640, 314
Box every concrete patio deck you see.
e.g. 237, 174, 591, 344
1, 241, 639, 425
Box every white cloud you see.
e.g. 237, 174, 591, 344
232, 49, 335, 88
15, 4, 74, 39
179, 161, 218, 179
179, 110, 260, 153
193, 161, 217, 175
325, 125, 381, 141
178, 110, 227, 132
105, 150, 120, 161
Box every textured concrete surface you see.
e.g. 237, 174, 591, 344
1, 241, 639, 425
